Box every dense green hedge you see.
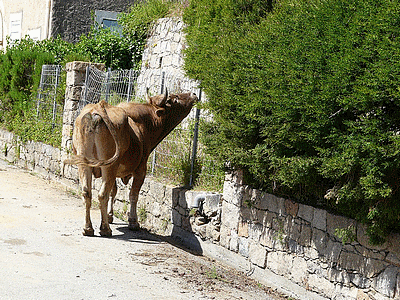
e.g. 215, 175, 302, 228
184, 0, 400, 244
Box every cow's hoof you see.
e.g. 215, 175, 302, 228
100, 228, 112, 237
82, 227, 94, 236
128, 222, 140, 231
108, 214, 114, 224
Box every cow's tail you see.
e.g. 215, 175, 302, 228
64, 101, 122, 168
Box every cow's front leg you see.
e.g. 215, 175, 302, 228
128, 172, 145, 231
98, 177, 115, 237
79, 166, 94, 236
108, 181, 117, 224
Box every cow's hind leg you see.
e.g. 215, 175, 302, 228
108, 181, 117, 224
128, 168, 146, 231
98, 174, 115, 237
79, 166, 94, 236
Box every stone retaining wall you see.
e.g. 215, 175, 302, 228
125, 168, 400, 300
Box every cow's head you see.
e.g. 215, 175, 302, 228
147, 88, 198, 136
147, 88, 198, 120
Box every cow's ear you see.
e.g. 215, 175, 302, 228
156, 108, 166, 117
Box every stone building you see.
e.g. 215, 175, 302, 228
0, 0, 135, 49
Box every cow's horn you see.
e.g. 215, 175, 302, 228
160, 88, 168, 106
146, 87, 151, 103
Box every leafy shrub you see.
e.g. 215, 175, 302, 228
119, 0, 177, 68
184, 0, 400, 244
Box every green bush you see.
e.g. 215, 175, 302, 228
184, 0, 400, 244
119, 0, 177, 68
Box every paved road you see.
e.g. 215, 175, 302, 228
0, 160, 281, 300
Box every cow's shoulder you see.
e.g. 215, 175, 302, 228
117, 102, 156, 123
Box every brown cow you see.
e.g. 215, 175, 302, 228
64, 90, 197, 236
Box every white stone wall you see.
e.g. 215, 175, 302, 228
135, 18, 201, 101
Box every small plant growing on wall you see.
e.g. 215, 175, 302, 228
138, 206, 147, 223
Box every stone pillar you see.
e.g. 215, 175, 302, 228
220, 169, 244, 251
61, 61, 105, 179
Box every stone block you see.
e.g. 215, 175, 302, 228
298, 224, 312, 247
285, 216, 301, 242
334, 284, 358, 300
238, 237, 249, 258
387, 233, 400, 264
365, 258, 389, 278
311, 228, 329, 259
325, 239, 343, 264
263, 210, 277, 228
350, 273, 370, 289
206, 224, 220, 242
149, 180, 166, 200
222, 179, 243, 206
372, 266, 398, 298
291, 256, 308, 284
193, 223, 207, 239
203, 194, 222, 218
312, 208, 327, 231
238, 220, 249, 237
396, 273, 400, 299
326, 213, 355, 241
307, 273, 335, 299
221, 200, 240, 231
65, 86, 83, 101
285, 199, 299, 217
287, 239, 304, 255
266, 251, 293, 277
224, 169, 244, 185
249, 222, 263, 242
298, 204, 314, 223
260, 227, 276, 249
355, 245, 385, 260
357, 224, 388, 251
219, 224, 231, 249
229, 230, 239, 252
265, 194, 285, 216
338, 251, 365, 273
356, 290, 371, 300
328, 269, 350, 285
249, 242, 267, 268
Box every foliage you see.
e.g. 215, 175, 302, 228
119, 0, 177, 68
184, 0, 400, 244
76, 27, 137, 70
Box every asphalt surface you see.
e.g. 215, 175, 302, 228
0, 159, 281, 300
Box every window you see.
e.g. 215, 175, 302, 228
95, 10, 121, 34
27, 28, 41, 41
10, 12, 22, 41
101, 18, 118, 29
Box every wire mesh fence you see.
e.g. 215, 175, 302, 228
36, 65, 64, 134
79, 66, 140, 111
79, 66, 224, 191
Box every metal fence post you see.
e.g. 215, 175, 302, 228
105, 67, 111, 103
36, 65, 45, 119
189, 88, 202, 187
51, 65, 60, 130
127, 69, 133, 102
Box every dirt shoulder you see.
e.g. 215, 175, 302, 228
0, 159, 288, 300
